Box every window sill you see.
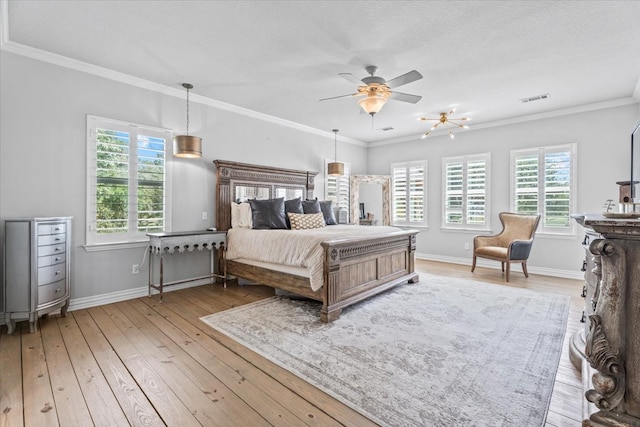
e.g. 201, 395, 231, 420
83, 240, 149, 252
440, 227, 492, 234
393, 224, 429, 231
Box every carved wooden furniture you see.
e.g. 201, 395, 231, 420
3, 217, 72, 334
214, 160, 419, 322
572, 214, 640, 426
471, 212, 541, 282
147, 230, 226, 302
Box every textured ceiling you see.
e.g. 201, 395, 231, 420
3, 0, 640, 143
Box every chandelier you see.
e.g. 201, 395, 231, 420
419, 108, 470, 139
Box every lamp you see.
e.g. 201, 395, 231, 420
419, 108, 470, 140
327, 129, 344, 176
357, 84, 390, 116
173, 83, 202, 158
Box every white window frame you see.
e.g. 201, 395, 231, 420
391, 160, 428, 227
442, 153, 491, 231
86, 115, 172, 246
325, 160, 351, 223
510, 143, 577, 236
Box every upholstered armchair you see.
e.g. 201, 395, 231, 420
471, 212, 541, 282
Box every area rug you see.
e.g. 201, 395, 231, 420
200, 273, 570, 426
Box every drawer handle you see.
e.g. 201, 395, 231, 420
581, 260, 587, 272
55, 257, 61, 261
55, 237, 61, 241
55, 271, 61, 275
54, 227, 61, 231
581, 285, 587, 298
55, 288, 61, 293
55, 247, 61, 251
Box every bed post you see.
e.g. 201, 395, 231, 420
214, 160, 232, 232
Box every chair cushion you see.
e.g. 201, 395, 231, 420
475, 246, 508, 259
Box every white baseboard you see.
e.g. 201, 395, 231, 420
67, 278, 212, 312
415, 252, 584, 281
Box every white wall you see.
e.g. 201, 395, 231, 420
367, 103, 640, 277
0, 51, 368, 305
2, 50, 639, 307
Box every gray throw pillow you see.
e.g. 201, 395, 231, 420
319, 200, 338, 225
248, 197, 288, 229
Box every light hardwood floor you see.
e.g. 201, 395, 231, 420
0, 259, 585, 426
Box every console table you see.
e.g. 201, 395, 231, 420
571, 214, 640, 426
147, 230, 226, 302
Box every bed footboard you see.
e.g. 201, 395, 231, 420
320, 230, 419, 322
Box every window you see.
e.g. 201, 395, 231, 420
325, 160, 350, 223
511, 143, 576, 235
391, 160, 427, 227
443, 153, 490, 229
86, 116, 172, 245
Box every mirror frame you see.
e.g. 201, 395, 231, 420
350, 175, 391, 226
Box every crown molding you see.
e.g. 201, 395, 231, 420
369, 97, 640, 147
0, 1, 364, 148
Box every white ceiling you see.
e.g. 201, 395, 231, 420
3, 0, 640, 143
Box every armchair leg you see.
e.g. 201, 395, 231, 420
522, 262, 529, 278
471, 256, 477, 272
506, 261, 511, 282
501, 262, 505, 272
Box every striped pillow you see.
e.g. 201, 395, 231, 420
288, 212, 326, 230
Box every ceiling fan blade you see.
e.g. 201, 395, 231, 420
389, 91, 422, 104
339, 73, 363, 85
319, 93, 360, 102
385, 70, 423, 88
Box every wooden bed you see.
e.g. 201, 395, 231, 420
214, 160, 419, 322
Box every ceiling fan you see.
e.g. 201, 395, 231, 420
320, 66, 423, 116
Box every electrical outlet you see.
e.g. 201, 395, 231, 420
202, 211, 208, 220
132, 264, 140, 274
464, 243, 470, 251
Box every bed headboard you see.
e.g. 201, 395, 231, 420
214, 160, 318, 231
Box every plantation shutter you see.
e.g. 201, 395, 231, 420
544, 149, 572, 229
514, 153, 539, 215
94, 125, 131, 236
466, 159, 486, 225
511, 144, 575, 235
445, 162, 463, 224
443, 154, 489, 229
87, 116, 171, 245
137, 133, 167, 233
391, 161, 427, 226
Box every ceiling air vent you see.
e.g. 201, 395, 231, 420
379, 126, 394, 131
520, 93, 550, 103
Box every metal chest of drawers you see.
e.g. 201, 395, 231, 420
3, 217, 72, 334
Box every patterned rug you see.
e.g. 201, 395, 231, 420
200, 273, 570, 426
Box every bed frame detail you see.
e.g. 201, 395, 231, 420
214, 159, 419, 322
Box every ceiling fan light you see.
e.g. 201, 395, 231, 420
358, 96, 387, 115
449, 132, 455, 139
173, 135, 202, 158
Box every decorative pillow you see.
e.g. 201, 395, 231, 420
284, 197, 304, 229
248, 197, 288, 229
288, 212, 326, 230
319, 200, 338, 225
302, 198, 321, 214
231, 202, 253, 228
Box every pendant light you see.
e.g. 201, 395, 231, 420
327, 129, 344, 176
173, 83, 202, 158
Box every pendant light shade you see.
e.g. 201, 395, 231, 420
327, 129, 344, 176
173, 83, 202, 158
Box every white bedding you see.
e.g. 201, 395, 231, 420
226, 225, 404, 291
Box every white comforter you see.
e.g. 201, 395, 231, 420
226, 225, 404, 291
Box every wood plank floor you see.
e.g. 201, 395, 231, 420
0, 260, 585, 426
